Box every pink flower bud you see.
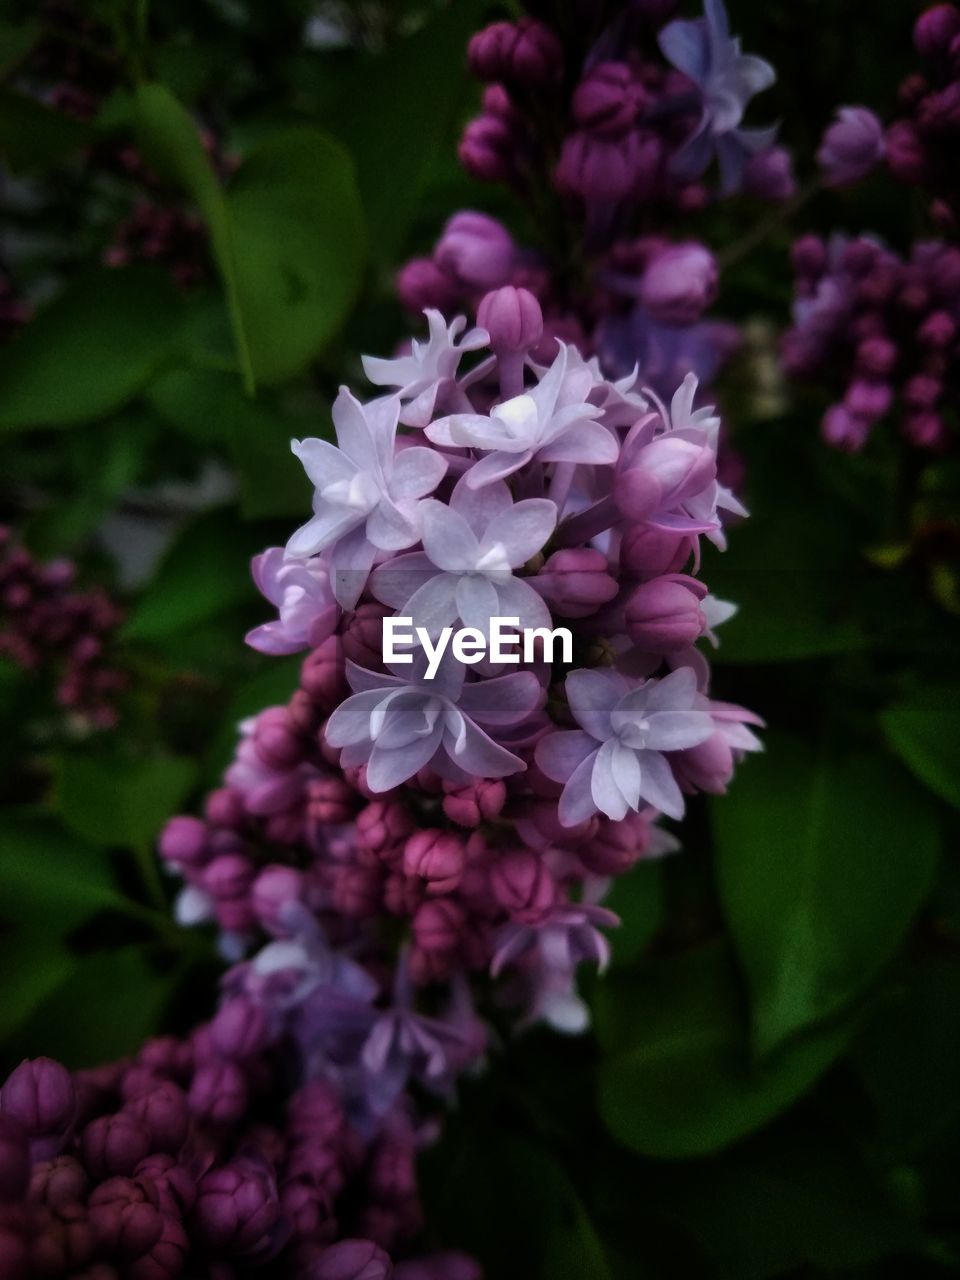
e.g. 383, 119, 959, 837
300, 636, 347, 712
202, 854, 255, 903
489, 850, 555, 923
436, 213, 517, 290
187, 1062, 248, 1128
885, 120, 928, 184
307, 775, 355, 826
330, 865, 383, 919
88, 1176, 165, 1261
125, 1084, 188, 1154
555, 129, 662, 202
855, 336, 898, 376
356, 800, 414, 863
441, 778, 507, 827
1, 1059, 76, 1149
620, 525, 693, 578
81, 1113, 151, 1179
625, 576, 706, 651
252, 865, 304, 936
395, 258, 462, 316
458, 115, 516, 183
204, 788, 246, 829
209, 999, 269, 1062
341, 602, 389, 671
670, 732, 735, 794
467, 18, 563, 89
477, 286, 543, 353
580, 813, 653, 874
843, 378, 893, 422
914, 4, 960, 60
28, 1156, 89, 1210
307, 1238, 393, 1280
534, 548, 618, 617
639, 243, 718, 325
253, 707, 306, 770
157, 816, 208, 869
412, 899, 465, 954
572, 62, 647, 136
403, 830, 465, 895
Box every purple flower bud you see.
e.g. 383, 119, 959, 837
209, 999, 269, 1062
625, 576, 706, 651
844, 379, 893, 422
342, 603, 390, 671
817, 108, 886, 187
580, 813, 654, 875
1, 1059, 76, 1154
301, 637, 347, 713
741, 146, 797, 200
555, 129, 662, 202
458, 115, 516, 184
441, 778, 507, 828
157, 816, 209, 870
29, 1156, 89, 1210
0, 1118, 28, 1202
330, 865, 384, 919
356, 800, 414, 863
620, 525, 693, 578
403, 831, 466, 895
412, 899, 465, 955
88, 1176, 165, 1262
252, 864, 305, 936
476, 286, 543, 354
572, 62, 647, 136
307, 775, 355, 827
187, 1062, 248, 1128
822, 404, 871, 452
81, 1113, 152, 1179
490, 850, 556, 923
855, 336, 898, 376
281, 1178, 336, 1245
467, 19, 563, 89
533, 548, 618, 618
903, 411, 948, 448
914, 4, 960, 60
918, 310, 956, 348
904, 373, 943, 409
395, 259, 462, 316
435, 213, 517, 290
202, 852, 255, 903
791, 234, 827, 280
670, 731, 735, 794
125, 1084, 188, 1154
287, 1080, 345, 1147
193, 1158, 281, 1259
885, 120, 928, 184
253, 708, 307, 770
205, 788, 245, 829
639, 244, 718, 326
0, 1213, 30, 1280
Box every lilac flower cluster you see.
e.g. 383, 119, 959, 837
0, 529, 127, 730
783, 235, 960, 452
398, 0, 790, 400
159, 290, 760, 1087
0, 1003, 479, 1280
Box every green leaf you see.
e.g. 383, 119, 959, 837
0, 934, 74, 1043
121, 508, 262, 643
54, 751, 197, 849
596, 943, 850, 1158
713, 734, 940, 1055
881, 687, 960, 809
0, 20, 39, 76
148, 366, 309, 518
227, 128, 365, 384
604, 859, 664, 969
0, 88, 92, 172
133, 83, 255, 394
325, 0, 485, 264
0, 268, 183, 431
0, 816, 126, 932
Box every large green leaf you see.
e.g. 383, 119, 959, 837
0, 268, 183, 431
135, 85, 365, 387
54, 751, 197, 849
0, 816, 126, 932
227, 128, 365, 384
0, 88, 92, 172
0, 935, 75, 1046
713, 734, 940, 1055
604, 859, 664, 969
881, 687, 960, 810
121, 508, 262, 643
595, 943, 850, 1158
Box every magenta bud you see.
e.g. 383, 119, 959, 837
304, 1238, 393, 1280
477, 286, 543, 354
395, 258, 462, 316
287, 1080, 344, 1146
489, 850, 555, 923
252, 864, 304, 936
412, 899, 465, 954
914, 4, 960, 60
467, 18, 563, 89
790, 234, 827, 280
81, 1113, 151, 1179
580, 813, 654, 875
307, 775, 355, 826
0, 1117, 29, 1201
534, 548, 618, 618
903, 411, 948, 448
904, 373, 943, 409
742, 146, 797, 200
822, 404, 871, 452
816, 108, 885, 188
1, 1058, 76, 1146
253, 708, 306, 770
330, 865, 383, 919
209, 999, 269, 1062
194, 1159, 280, 1258
88, 1177, 164, 1261
403, 831, 466, 895
620, 525, 693, 578
341, 602, 390, 671
441, 778, 507, 828
855, 336, 898, 376
356, 800, 414, 862
639, 243, 718, 326
436, 213, 517, 290
300, 636, 347, 712
28, 1156, 89, 1210
125, 1084, 188, 1154
625, 576, 706, 651
918, 310, 956, 348
201, 853, 255, 903
572, 62, 647, 136
458, 115, 516, 183
187, 1062, 248, 1127
885, 120, 928, 184
844, 378, 893, 422
670, 731, 734, 794
555, 129, 662, 203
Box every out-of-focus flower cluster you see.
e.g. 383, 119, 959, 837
397, 0, 791, 401
783, 235, 960, 453
0, 1003, 479, 1279
0, 529, 127, 730
158, 290, 761, 1124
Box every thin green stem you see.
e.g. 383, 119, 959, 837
718, 178, 822, 271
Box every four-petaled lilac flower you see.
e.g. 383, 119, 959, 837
536, 666, 714, 824
370, 477, 556, 635
246, 548, 339, 655
325, 653, 542, 792
288, 389, 447, 607
362, 311, 489, 428
659, 0, 777, 193
426, 344, 618, 488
